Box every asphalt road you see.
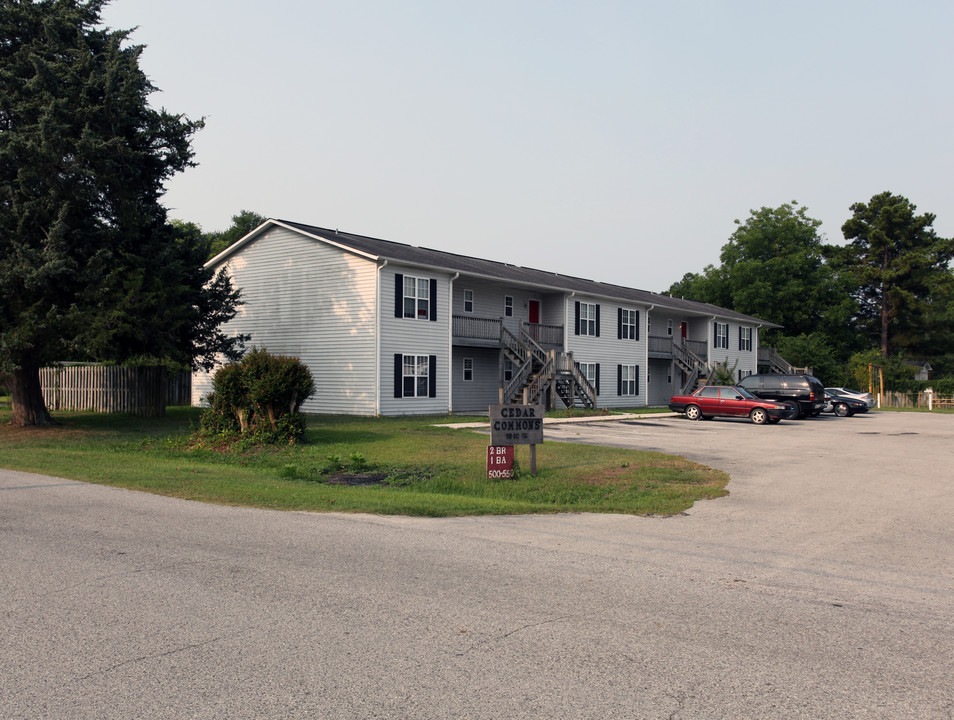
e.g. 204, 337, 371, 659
2, 411, 953, 719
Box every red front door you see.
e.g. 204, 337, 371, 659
680, 322, 687, 339
528, 300, 540, 325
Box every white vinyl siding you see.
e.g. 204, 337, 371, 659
380, 265, 448, 415
451, 347, 501, 412
708, 321, 759, 379
192, 226, 377, 415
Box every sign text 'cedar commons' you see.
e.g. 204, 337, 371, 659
489, 403, 545, 446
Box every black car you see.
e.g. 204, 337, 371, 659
737, 373, 826, 418
824, 391, 869, 417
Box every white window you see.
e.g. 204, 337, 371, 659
404, 276, 430, 320
403, 355, 429, 397
667, 319, 673, 336
578, 362, 598, 387
739, 326, 752, 351
620, 309, 637, 340
503, 357, 515, 382
463, 289, 474, 313
579, 303, 597, 336
620, 365, 636, 396
463, 358, 473, 381
714, 322, 728, 349
504, 296, 513, 317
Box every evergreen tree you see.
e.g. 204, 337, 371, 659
830, 192, 954, 359
0, 0, 244, 425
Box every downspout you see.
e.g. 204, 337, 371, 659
565, 292, 575, 351
375, 259, 388, 416
448, 273, 459, 414
645, 304, 655, 407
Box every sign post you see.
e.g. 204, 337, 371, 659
488, 403, 545, 476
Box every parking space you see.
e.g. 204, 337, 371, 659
543, 411, 954, 588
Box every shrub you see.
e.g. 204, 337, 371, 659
199, 347, 315, 445
710, 359, 738, 385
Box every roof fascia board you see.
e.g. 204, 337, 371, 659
204, 220, 274, 268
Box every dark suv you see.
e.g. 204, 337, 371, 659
737, 373, 825, 418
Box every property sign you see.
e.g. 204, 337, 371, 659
489, 403, 545, 446
486, 445, 515, 479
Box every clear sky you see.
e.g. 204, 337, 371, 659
100, 0, 954, 292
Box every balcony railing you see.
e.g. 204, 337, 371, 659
649, 335, 707, 358
453, 315, 501, 342
523, 322, 563, 348
453, 315, 563, 348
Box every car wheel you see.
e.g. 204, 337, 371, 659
685, 404, 703, 421
750, 408, 768, 425
789, 402, 802, 419
834, 403, 849, 417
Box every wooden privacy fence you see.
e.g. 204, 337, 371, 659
879, 391, 954, 409
40, 366, 192, 416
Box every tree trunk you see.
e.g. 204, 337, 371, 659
10, 365, 56, 427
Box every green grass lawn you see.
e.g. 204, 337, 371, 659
0, 407, 726, 517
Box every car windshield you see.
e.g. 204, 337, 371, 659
734, 386, 757, 399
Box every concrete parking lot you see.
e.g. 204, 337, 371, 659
1, 411, 952, 719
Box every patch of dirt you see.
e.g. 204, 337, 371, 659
324, 473, 388, 486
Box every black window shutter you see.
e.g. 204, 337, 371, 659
738, 326, 743, 350
394, 274, 404, 318
574, 301, 581, 335
617, 365, 623, 396
635, 365, 640, 396
595, 305, 601, 337
617, 308, 623, 340
429, 279, 438, 321
394, 354, 403, 398
713, 321, 718, 348
428, 355, 437, 397
635, 311, 640, 341
595, 363, 600, 395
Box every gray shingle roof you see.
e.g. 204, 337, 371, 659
265, 219, 781, 328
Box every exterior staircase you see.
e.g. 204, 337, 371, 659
673, 339, 710, 394
758, 347, 813, 376
499, 327, 597, 409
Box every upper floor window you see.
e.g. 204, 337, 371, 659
395, 274, 436, 321
619, 308, 638, 340
576, 302, 599, 336
667, 319, 673, 336
739, 326, 752, 351
504, 296, 513, 317
714, 321, 728, 349
463, 289, 474, 313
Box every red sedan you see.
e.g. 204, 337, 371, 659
668, 385, 794, 424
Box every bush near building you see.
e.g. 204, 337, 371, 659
198, 348, 315, 445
